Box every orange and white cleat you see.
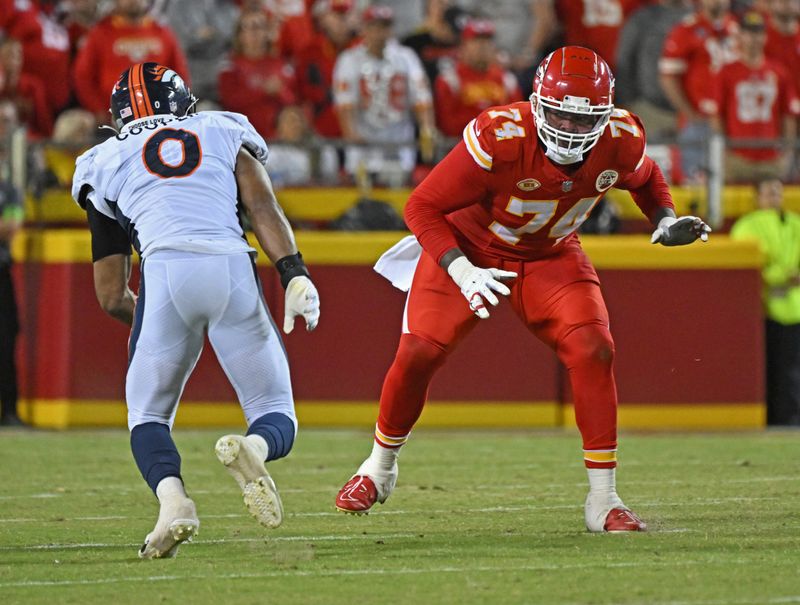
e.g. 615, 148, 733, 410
335, 475, 379, 514
603, 507, 647, 532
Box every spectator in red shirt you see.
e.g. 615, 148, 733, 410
434, 19, 521, 138
659, 0, 739, 182
73, 0, 190, 124
708, 10, 800, 182
4, 0, 71, 115
294, 0, 355, 137
0, 37, 52, 137
555, 0, 646, 72
764, 0, 800, 93
218, 9, 300, 139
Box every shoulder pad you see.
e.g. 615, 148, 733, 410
604, 108, 647, 173
207, 111, 269, 166
462, 102, 532, 171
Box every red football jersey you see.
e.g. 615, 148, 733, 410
404, 101, 674, 263
660, 13, 739, 115
72, 15, 190, 115
218, 54, 299, 139
434, 61, 521, 137
555, 0, 645, 70
709, 59, 800, 161
764, 20, 800, 94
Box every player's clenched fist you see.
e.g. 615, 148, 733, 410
283, 276, 320, 334
446, 256, 517, 319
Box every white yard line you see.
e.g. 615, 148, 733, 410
0, 495, 783, 524
0, 532, 420, 552
0, 559, 777, 589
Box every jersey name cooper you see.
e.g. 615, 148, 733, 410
72, 111, 268, 257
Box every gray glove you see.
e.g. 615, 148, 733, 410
650, 216, 711, 246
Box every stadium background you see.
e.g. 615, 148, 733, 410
2, 0, 794, 430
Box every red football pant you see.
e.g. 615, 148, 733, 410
376, 241, 618, 465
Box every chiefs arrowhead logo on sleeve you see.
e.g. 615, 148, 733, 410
595, 170, 619, 192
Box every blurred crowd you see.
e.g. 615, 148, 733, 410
1, 0, 800, 188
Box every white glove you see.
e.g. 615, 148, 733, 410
447, 256, 517, 319
283, 276, 320, 334
650, 215, 711, 246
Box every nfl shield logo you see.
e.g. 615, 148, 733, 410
562, 180, 573, 192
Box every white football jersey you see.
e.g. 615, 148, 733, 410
72, 111, 268, 258
333, 39, 431, 144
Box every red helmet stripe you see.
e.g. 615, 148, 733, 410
130, 63, 149, 119
127, 66, 140, 119
139, 63, 154, 116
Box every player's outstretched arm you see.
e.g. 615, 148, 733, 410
234, 148, 320, 333
649, 207, 711, 247
439, 248, 517, 319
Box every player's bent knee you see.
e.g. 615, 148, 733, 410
247, 412, 296, 461
559, 323, 615, 368
396, 333, 449, 373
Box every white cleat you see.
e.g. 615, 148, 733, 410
138, 496, 199, 559
215, 434, 283, 529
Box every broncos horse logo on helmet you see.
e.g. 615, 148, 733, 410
110, 62, 197, 130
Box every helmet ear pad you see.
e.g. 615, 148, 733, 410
110, 63, 197, 130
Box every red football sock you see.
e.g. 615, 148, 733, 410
375, 333, 448, 446
557, 323, 618, 468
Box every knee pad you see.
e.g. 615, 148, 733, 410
559, 323, 615, 369
395, 333, 449, 375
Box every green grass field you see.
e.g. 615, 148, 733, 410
0, 427, 798, 605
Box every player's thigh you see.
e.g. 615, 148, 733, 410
126, 256, 208, 427
404, 251, 478, 351
512, 245, 609, 348
206, 254, 294, 421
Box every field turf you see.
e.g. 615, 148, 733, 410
0, 427, 798, 604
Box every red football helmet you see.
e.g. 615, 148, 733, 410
530, 46, 615, 163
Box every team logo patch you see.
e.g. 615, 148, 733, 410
562, 180, 573, 192
516, 178, 541, 191
595, 170, 619, 192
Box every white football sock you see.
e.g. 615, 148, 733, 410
245, 434, 269, 461
155, 476, 187, 502
587, 467, 616, 496
370, 440, 400, 471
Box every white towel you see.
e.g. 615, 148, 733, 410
373, 235, 423, 292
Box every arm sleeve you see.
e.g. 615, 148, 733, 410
617, 155, 675, 221
86, 202, 132, 262
404, 141, 491, 263
332, 52, 358, 108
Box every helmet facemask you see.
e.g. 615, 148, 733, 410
531, 91, 613, 164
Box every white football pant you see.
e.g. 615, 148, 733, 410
126, 250, 295, 431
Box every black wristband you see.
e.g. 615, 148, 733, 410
276, 252, 310, 289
